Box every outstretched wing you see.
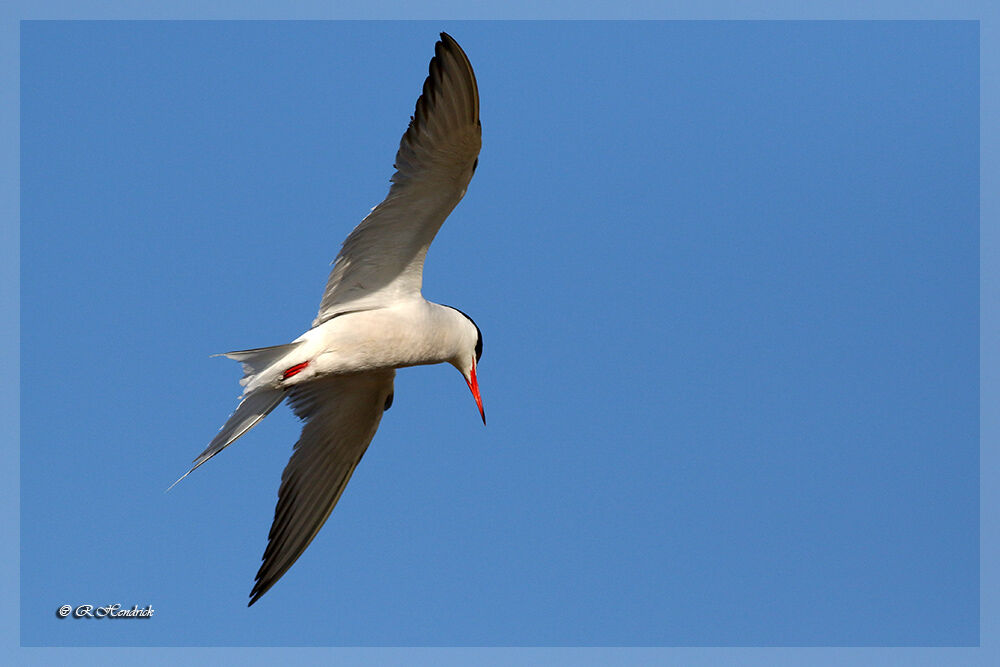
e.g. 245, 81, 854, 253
314, 32, 481, 325
248, 370, 396, 605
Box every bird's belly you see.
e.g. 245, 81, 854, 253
304, 308, 447, 377
311, 339, 413, 375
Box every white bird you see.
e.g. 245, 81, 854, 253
174, 32, 484, 606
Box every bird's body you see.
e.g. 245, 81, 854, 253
244, 302, 477, 390
175, 32, 485, 606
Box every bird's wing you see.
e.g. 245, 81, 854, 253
249, 369, 396, 605
313, 32, 481, 326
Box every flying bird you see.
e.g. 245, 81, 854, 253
174, 32, 484, 606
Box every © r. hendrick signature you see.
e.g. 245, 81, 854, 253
57, 604, 154, 619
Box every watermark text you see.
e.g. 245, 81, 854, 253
57, 604, 154, 619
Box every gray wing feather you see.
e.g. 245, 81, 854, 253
248, 370, 396, 605
314, 33, 481, 323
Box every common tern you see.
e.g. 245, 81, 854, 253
174, 32, 484, 606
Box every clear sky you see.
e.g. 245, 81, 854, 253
19, 20, 978, 649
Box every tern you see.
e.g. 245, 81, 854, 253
174, 33, 484, 606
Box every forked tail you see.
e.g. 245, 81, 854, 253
168, 342, 304, 490
168, 386, 285, 490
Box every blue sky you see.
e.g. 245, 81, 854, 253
18, 18, 980, 651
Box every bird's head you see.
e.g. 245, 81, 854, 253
447, 306, 485, 425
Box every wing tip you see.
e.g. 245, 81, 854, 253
426, 31, 479, 120
247, 588, 264, 607
248, 565, 282, 607
437, 31, 465, 59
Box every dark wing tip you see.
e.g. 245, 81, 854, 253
248, 579, 264, 605
248, 561, 282, 606
438, 31, 463, 56
392, 31, 480, 185
248, 567, 270, 605
435, 32, 467, 70
414, 32, 479, 129
434, 32, 478, 102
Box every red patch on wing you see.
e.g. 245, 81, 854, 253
282, 361, 309, 380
